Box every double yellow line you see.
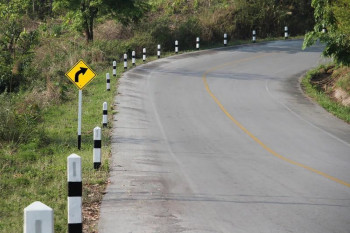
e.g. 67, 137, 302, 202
202, 54, 350, 188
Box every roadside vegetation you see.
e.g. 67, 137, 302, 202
2, 0, 348, 232
302, 0, 350, 122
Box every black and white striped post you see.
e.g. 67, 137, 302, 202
322, 24, 326, 33
24, 201, 54, 233
224, 33, 227, 46
102, 102, 107, 127
157, 44, 161, 58
123, 53, 127, 70
112, 60, 116, 77
284, 26, 288, 39
67, 154, 82, 233
143, 48, 146, 62
175, 40, 178, 54
196, 37, 200, 50
252, 30, 256, 43
132, 51, 136, 66
93, 127, 101, 169
106, 73, 110, 91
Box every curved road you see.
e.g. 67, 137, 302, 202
99, 40, 350, 233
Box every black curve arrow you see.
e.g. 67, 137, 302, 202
75, 67, 88, 82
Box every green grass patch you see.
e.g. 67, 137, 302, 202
301, 65, 350, 123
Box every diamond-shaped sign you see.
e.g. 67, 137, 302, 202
65, 60, 97, 90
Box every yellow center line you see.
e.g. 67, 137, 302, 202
202, 54, 350, 188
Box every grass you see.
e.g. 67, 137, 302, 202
301, 65, 350, 123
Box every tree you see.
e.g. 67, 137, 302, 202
303, 0, 350, 66
53, 0, 149, 42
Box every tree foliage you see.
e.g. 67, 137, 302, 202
303, 0, 350, 66
53, 0, 149, 42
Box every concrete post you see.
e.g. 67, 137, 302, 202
132, 51, 136, 66
284, 26, 289, 39
67, 154, 82, 233
143, 48, 146, 62
252, 30, 256, 43
24, 201, 54, 233
157, 44, 161, 58
224, 33, 227, 46
102, 102, 107, 127
106, 73, 110, 91
123, 54, 127, 70
196, 37, 200, 50
175, 40, 178, 54
112, 61, 117, 77
93, 126, 102, 169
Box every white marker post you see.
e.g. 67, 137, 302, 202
102, 102, 108, 127
123, 53, 127, 70
78, 90, 82, 150
196, 37, 200, 50
322, 24, 326, 33
143, 48, 146, 62
132, 51, 136, 66
157, 44, 161, 58
93, 127, 101, 169
224, 33, 227, 46
284, 26, 288, 39
106, 73, 110, 91
175, 40, 178, 54
252, 30, 256, 43
112, 61, 117, 77
24, 201, 54, 233
67, 154, 82, 233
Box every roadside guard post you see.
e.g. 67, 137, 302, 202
175, 40, 179, 54
93, 127, 102, 169
112, 60, 116, 77
252, 30, 256, 43
157, 44, 161, 58
143, 48, 146, 62
24, 201, 54, 233
196, 37, 200, 50
67, 154, 82, 233
132, 51, 136, 66
124, 53, 128, 70
106, 73, 110, 91
224, 33, 227, 46
284, 26, 288, 39
65, 60, 97, 150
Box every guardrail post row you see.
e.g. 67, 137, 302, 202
67, 154, 82, 233
143, 48, 146, 62
93, 126, 102, 169
123, 53, 127, 70
175, 40, 178, 54
284, 26, 288, 39
132, 51, 136, 66
102, 101, 108, 127
24, 201, 54, 233
157, 44, 161, 58
196, 37, 200, 50
112, 60, 117, 77
252, 30, 256, 43
224, 33, 227, 46
106, 73, 110, 91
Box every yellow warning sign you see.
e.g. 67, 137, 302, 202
65, 60, 97, 90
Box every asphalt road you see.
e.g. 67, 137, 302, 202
99, 40, 350, 233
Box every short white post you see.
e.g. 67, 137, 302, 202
67, 154, 82, 233
93, 127, 101, 169
143, 48, 146, 62
106, 73, 110, 91
284, 26, 288, 39
252, 30, 256, 43
196, 37, 200, 50
132, 51, 136, 66
224, 33, 227, 46
175, 40, 178, 54
24, 201, 54, 233
112, 61, 117, 77
157, 44, 161, 58
322, 24, 326, 33
102, 102, 107, 127
123, 53, 127, 70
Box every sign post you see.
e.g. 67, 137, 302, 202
65, 60, 97, 150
